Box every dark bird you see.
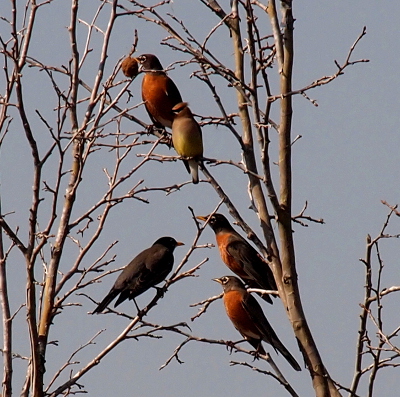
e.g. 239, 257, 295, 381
197, 213, 277, 304
93, 237, 184, 314
214, 276, 301, 371
171, 102, 203, 184
137, 54, 182, 129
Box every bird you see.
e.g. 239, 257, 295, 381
197, 213, 277, 304
92, 237, 184, 314
214, 276, 301, 371
137, 54, 182, 129
171, 102, 203, 184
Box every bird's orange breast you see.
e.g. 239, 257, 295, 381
216, 232, 248, 279
223, 290, 260, 340
142, 74, 175, 127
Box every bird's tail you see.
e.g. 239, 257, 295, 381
188, 159, 199, 184
92, 289, 119, 314
275, 339, 301, 371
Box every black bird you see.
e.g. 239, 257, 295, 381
93, 237, 184, 314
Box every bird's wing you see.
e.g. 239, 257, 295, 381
113, 261, 157, 307
120, 245, 173, 301
113, 258, 146, 291
145, 107, 164, 129
227, 238, 277, 291
165, 77, 182, 104
242, 292, 301, 371
241, 292, 279, 353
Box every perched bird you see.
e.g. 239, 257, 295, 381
121, 56, 139, 78
214, 276, 301, 371
171, 102, 203, 184
137, 54, 182, 129
197, 213, 277, 304
93, 237, 184, 314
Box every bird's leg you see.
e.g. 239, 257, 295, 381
225, 339, 246, 354
146, 125, 172, 147
153, 285, 167, 298
132, 298, 145, 318
146, 124, 163, 138
160, 132, 172, 148
225, 340, 237, 354
250, 343, 265, 361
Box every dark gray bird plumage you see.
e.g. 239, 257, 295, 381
93, 237, 183, 314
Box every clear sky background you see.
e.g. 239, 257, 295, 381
0, 1, 399, 396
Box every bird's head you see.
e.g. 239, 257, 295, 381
137, 54, 164, 73
213, 275, 244, 292
171, 102, 192, 117
196, 213, 233, 233
153, 236, 184, 252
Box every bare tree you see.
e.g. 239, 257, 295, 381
0, 1, 397, 397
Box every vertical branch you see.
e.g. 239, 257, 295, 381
229, 0, 279, 273
82, 0, 117, 127
18, 0, 38, 69
267, 0, 284, 71
270, 1, 341, 396
0, 4, 17, 397
368, 241, 384, 397
349, 235, 373, 395
242, 1, 283, 286
0, 203, 12, 397
37, 1, 82, 391
9, 0, 44, 394
245, 3, 264, 154
38, 0, 119, 384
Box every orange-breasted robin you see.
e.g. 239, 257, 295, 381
137, 54, 182, 129
171, 102, 203, 184
214, 276, 301, 371
197, 213, 277, 304
93, 237, 184, 314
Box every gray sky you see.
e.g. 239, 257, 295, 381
0, 1, 399, 396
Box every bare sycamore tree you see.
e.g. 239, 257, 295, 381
0, 1, 398, 397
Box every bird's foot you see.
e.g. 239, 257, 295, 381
146, 124, 162, 137
146, 125, 171, 146
161, 133, 173, 148
225, 340, 237, 355
154, 285, 167, 298
250, 346, 264, 361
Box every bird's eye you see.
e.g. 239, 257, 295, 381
138, 55, 146, 63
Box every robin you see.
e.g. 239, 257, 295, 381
171, 102, 203, 184
214, 276, 301, 371
197, 213, 277, 304
92, 237, 184, 314
137, 54, 182, 129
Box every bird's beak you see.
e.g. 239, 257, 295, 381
176, 241, 185, 247
196, 215, 209, 222
137, 61, 144, 73
212, 277, 223, 284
